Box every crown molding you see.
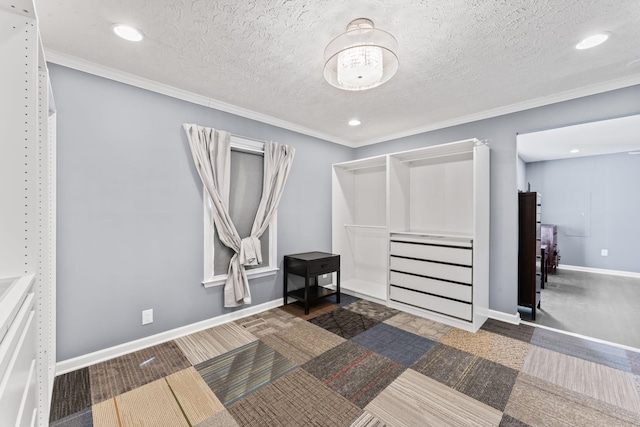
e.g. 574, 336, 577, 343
354, 74, 640, 148
44, 49, 354, 148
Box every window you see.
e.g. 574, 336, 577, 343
202, 137, 278, 287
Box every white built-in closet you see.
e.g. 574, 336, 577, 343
332, 139, 490, 331
0, 2, 56, 426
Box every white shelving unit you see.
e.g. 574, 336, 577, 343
332, 139, 490, 332
332, 155, 388, 302
0, 2, 56, 425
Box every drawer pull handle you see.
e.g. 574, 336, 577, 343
320, 264, 328, 268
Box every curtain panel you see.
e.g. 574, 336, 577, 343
183, 124, 295, 307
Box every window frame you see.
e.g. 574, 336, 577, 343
201, 136, 278, 288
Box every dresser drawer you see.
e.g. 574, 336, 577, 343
390, 256, 472, 284
390, 271, 472, 302
307, 256, 340, 275
390, 286, 472, 321
390, 241, 472, 266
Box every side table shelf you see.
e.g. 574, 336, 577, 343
284, 252, 340, 315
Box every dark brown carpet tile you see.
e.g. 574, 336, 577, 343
343, 299, 400, 322
309, 308, 379, 339
499, 414, 531, 427
481, 318, 535, 343
302, 341, 405, 408
280, 300, 340, 320
196, 340, 296, 407
49, 367, 91, 422
89, 340, 190, 404
412, 343, 519, 412
626, 349, 640, 375
228, 368, 362, 427
49, 407, 93, 427
531, 327, 632, 372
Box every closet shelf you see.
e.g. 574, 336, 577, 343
344, 224, 387, 229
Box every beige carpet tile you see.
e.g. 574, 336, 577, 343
280, 300, 340, 320
234, 308, 303, 337
522, 345, 640, 414
505, 373, 640, 426
383, 312, 452, 341
365, 369, 503, 427
175, 322, 257, 365
349, 411, 389, 427
89, 341, 191, 404
440, 328, 530, 370
195, 410, 241, 427
92, 399, 120, 427
228, 368, 362, 427
259, 321, 345, 365
115, 378, 189, 426
166, 367, 225, 425
344, 299, 400, 322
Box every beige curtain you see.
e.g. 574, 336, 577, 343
183, 124, 295, 307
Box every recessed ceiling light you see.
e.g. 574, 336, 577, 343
113, 24, 143, 42
348, 119, 361, 126
576, 34, 608, 50
569, 149, 580, 154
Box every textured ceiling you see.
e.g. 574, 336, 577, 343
35, 0, 640, 147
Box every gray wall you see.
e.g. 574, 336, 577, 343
355, 85, 640, 314
526, 152, 640, 272
51, 64, 353, 361
516, 156, 527, 192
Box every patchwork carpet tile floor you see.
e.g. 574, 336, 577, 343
50, 297, 640, 426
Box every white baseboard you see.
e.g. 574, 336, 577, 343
486, 309, 521, 325
55, 298, 283, 375
558, 264, 640, 278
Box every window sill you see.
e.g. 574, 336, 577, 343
202, 267, 280, 288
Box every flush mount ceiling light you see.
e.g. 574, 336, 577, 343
113, 24, 144, 42
570, 149, 580, 154
348, 119, 361, 126
576, 33, 608, 50
324, 18, 399, 91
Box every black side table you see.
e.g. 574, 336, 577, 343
283, 252, 340, 314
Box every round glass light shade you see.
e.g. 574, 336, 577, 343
324, 19, 398, 91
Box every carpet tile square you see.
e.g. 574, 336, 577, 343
280, 300, 340, 320
195, 410, 240, 427
88, 341, 191, 404
228, 368, 362, 427
175, 322, 258, 365
440, 328, 530, 370
302, 341, 406, 408
234, 307, 303, 337
481, 318, 535, 343
309, 307, 379, 339
413, 343, 518, 411
349, 411, 389, 427
365, 369, 503, 426
351, 322, 436, 366
383, 311, 452, 341
49, 407, 93, 427
195, 340, 296, 407
499, 414, 531, 426
505, 373, 640, 426
343, 299, 400, 322
259, 320, 345, 365
326, 293, 360, 306
522, 345, 640, 414
166, 367, 225, 424
49, 367, 91, 422
531, 327, 632, 372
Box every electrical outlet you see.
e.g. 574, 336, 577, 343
142, 309, 153, 325
601, 249, 608, 257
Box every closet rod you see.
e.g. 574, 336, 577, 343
344, 224, 387, 229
